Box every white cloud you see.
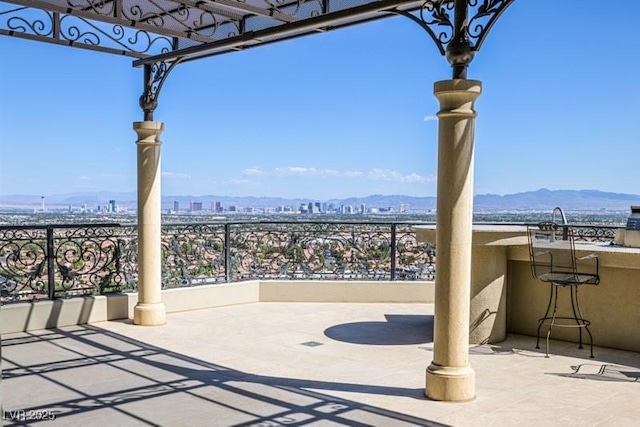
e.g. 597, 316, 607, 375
240, 166, 433, 184
368, 168, 435, 184
288, 166, 313, 174
318, 169, 340, 177
243, 167, 263, 175
271, 167, 316, 176
423, 115, 438, 122
77, 174, 125, 181
161, 171, 191, 179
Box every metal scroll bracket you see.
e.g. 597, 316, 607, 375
139, 59, 184, 121
391, 0, 514, 79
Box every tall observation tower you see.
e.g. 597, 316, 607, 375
41, 196, 45, 212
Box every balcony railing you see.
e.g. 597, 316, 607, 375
0, 221, 618, 304
0, 221, 437, 303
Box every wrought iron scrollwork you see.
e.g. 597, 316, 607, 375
66, 0, 114, 17
395, 225, 436, 281
2, 6, 52, 36
160, 223, 227, 288
393, 0, 514, 78
0, 5, 173, 58
228, 222, 435, 281
0, 225, 139, 302
59, 15, 173, 54
0, 228, 48, 302
572, 226, 617, 243
139, 59, 183, 120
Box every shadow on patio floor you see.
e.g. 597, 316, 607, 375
323, 314, 433, 345
2, 324, 443, 426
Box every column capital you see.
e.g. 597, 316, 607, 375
134, 121, 164, 145
434, 79, 482, 118
434, 79, 482, 94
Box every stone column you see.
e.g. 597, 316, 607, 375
426, 79, 481, 402
133, 121, 166, 326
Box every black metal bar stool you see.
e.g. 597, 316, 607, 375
527, 221, 600, 358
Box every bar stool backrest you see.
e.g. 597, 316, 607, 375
527, 222, 599, 286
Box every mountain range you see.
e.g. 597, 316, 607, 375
1, 189, 640, 212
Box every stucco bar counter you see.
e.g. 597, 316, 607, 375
416, 224, 640, 353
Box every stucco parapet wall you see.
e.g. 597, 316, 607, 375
415, 225, 528, 247
259, 280, 434, 303
0, 280, 433, 334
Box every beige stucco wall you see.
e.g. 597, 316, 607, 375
507, 245, 640, 353
259, 280, 434, 303
0, 294, 131, 334
416, 225, 640, 353
0, 280, 433, 334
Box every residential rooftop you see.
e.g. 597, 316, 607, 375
3, 302, 640, 426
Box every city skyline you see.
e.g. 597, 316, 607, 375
1, 1, 639, 199
3, 188, 639, 214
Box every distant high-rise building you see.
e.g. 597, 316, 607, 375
109, 200, 117, 213
341, 205, 354, 214
173, 201, 179, 212
360, 203, 367, 214
400, 204, 409, 213
190, 201, 203, 212
211, 201, 222, 212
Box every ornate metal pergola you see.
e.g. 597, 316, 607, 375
1, 0, 512, 116
0, 0, 515, 403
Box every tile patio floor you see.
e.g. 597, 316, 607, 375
2, 302, 640, 426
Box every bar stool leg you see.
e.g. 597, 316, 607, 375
571, 286, 594, 358
536, 284, 595, 359
545, 286, 560, 358
536, 284, 555, 351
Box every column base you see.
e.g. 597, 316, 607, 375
133, 302, 167, 326
425, 363, 476, 402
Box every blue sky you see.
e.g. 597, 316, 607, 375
1, 1, 639, 200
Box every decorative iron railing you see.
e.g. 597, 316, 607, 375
0, 221, 618, 304
571, 225, 618, 243
0, 221, 436, 303
0, 224, 138, 303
